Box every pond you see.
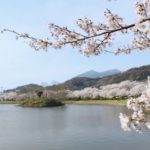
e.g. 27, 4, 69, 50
0, 104, 150, 150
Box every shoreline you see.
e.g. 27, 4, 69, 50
0, 101, 17, 104
0, 100, 127, 106
64, 100, 126, 106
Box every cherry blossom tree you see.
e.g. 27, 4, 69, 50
120, 77, 150, 133
67, 80, 145, 99
1, 0, 150, 56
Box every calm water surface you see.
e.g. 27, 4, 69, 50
0, 104, 150, 150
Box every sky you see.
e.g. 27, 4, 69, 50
0, 0, 150, 89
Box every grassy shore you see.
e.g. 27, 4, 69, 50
0, 101, 18, 104
0, 99, 127, 106
64, 100, 127, 106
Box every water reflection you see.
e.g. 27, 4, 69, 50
0, 104, 149, 150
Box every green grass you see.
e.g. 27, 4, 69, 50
64, 99, 127, 106
0, 101, 18, 104
0, 99, 127, 106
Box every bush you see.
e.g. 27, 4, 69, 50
19, 97, 64, 107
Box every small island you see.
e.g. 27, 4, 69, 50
19, 98, 64, 107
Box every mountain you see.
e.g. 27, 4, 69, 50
77, 69, 120, 78
5, 64, 150, 92
49, 64, 150, 90
95, 64, 150, 87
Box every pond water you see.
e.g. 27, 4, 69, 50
0, 104, 150, 150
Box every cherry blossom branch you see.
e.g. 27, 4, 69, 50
64, 18, 150, 44
1, 29, 37, 40
1, 18, 149, 54
49, 24, 87, 38
1, 0, 150, 55
1, 29, 53, 50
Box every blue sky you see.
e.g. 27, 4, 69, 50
0, 0, 150, 89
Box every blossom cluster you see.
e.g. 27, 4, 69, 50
30, 0, 150, 56
119, 77, 150, 133
129, 0, 150, 52
67, 80, 145, 99
1, 0, 150, 56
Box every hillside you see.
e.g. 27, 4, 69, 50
49, 64, 150, 90
5, 84, 44, 93
96, 64, 150, 87
56, 77, 99, 90
5, 64, 150, 92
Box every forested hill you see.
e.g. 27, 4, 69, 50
5, 64, 150, 92
48, 64, 150, 90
